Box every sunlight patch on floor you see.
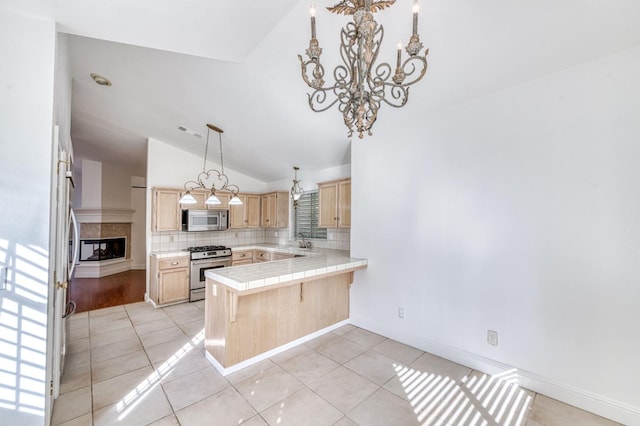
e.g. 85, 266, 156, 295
115, 328, 205, 421
395, 364, 532, 425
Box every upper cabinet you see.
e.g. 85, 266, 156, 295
318, 179, 351, 228
260, 192, 289, 228
230, 194, 261, 229
152, 188, 181, 232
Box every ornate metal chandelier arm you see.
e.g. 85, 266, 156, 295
183, 180, 202, 192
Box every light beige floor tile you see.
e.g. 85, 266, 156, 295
304, 332, 339, 349
91, 349, 150, 384
144, 336, 194, 364
93, 384, 173, 426
270, 343, 311, 365
332, 324, 356, 336
341, 328, 387, 349
164, 306, 203, 324
64, 349, 90, 371
332, 416, 359, 426
51, 386, 92, 425
154, 349, 212, 384
67, 311, 88, 323
347, 388, 421, 426
89, 317, 133, 336
260, 388, 343, 426
134, 316, 176, 335
138, 325, 186, 348
192, 300, 205, 311
314, 336, 367, 364
56, 412, 92, 426
92, 365, 155, 411
90, 336, 142, 364
124, 301, 152, 313
227, 358, 276, 385
371, 339, 424, 365
235, 365, 304, 412
67, 321, 89, 341
308, 366, 378, 414
279, 349, 340, 385
128, 309, 170, 326
89, 305, 126, 317
526, 394, 620, 426
175, 387, 257, 426
177, 318, 205, 339
162, 301, 201, 316
410, 352, 472, 382
344, 349, 401, 386
242, 415, 268, 425
148, 414, 180, 425
89, 325, 137, 348
162, 366, 229, 411
67, 337, 89, 355
60, 364, 91, 395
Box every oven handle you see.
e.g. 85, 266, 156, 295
191, 257, 231, 266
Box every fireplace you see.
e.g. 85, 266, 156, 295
79, 237, 126, 262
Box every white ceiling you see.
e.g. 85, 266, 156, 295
7, 0, 640, 181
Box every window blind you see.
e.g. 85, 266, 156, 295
293, 190, 327, 240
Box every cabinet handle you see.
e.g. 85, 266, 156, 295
171, 261, 179, 265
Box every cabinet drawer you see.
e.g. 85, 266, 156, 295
253, 250, 272, 262
232, 250, 252, 261
232, 259, 253, 266
158, 256, 189, 270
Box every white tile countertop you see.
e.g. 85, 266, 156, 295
151, 250, 190, 258
206, 244, 367, 294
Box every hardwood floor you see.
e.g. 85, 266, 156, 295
70, 270, 146, 313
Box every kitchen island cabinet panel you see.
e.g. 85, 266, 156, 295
205, 272, 351, 368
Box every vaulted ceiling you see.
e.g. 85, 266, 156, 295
5, 0, 640, 181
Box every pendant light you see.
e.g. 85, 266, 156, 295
291, 166, 304, 207
179, 124, 243, 205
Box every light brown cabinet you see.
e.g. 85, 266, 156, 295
260, 192, 289, 228
230, 194, 261, 229
318, 179, 351, 228
152, 188, 182, 232
253, 250, 272, 262
232, 250, 253, 266
150, 255, 190, 305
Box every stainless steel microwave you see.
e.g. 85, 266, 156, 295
181, 209, 229, 232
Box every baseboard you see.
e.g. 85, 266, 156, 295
205, 319, 350, 376
74, 259, 132, 278
349, 315, 640, 426
131, 263, 146, 270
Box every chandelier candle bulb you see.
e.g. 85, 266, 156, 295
397, 41, 402, 67
412, 0, 420, 35
310, 2, 317, 39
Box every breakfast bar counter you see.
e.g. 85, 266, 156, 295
204, 246, 367, 374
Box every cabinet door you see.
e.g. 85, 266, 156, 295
318, 183, 338, 228
158, 267, 189, 304
338, 180, 351, 228
260, 194, 271, 228
229, 194, 247, 228
275, 192, 289, 228
245, 195, 261, 228
153, 189, 181, 232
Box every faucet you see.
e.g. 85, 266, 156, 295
297, 232, 312, 249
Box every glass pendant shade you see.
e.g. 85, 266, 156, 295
205, 193, 221, 205
179, 192, 197, 204
292, 191, 303, 201
228, 195, 243, 205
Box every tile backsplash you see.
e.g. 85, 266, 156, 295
151, 227, 350, 252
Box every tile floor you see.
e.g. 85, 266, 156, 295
52, 301, 620, 426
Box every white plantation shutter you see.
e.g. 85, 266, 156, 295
293, 190, 327, 240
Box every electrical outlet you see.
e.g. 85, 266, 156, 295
398, 307, 405, 319
169, 235, 175, 243
274, 231, 278, 237
487, 330, 498, 346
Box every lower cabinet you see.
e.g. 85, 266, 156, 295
150, 255, 190, 305
232, 250, 253, 266
253, 250, 272, 263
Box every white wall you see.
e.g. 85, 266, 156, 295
264, 163, 351, 192
79, 159, 102, 208
0, 11, 57, 426
130, 176, 147, 269
350, 46, 640, 424
101, 162, 133, 209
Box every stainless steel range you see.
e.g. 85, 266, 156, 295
186, 245, 232, 302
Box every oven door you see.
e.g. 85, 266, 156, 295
189, 257, 231, 301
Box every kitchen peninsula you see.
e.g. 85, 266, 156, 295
203, 246, 367, 375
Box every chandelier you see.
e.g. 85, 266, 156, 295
178, 124, 243, 205
299, 0, 428, 139
291, 166, 305, 207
